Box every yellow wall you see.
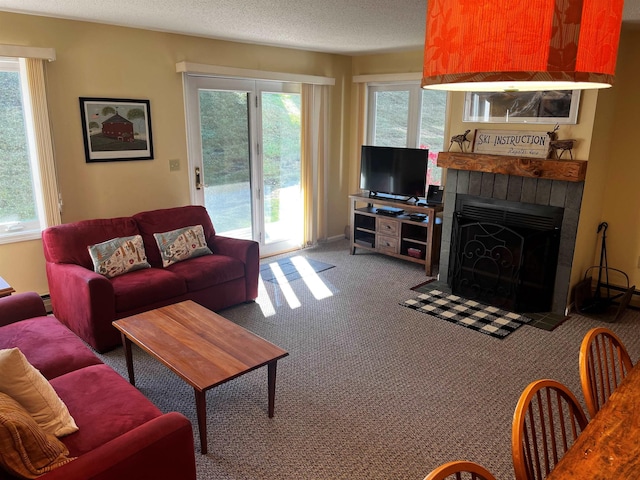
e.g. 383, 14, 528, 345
597, 27, 640, 290
0, 11, 351, 294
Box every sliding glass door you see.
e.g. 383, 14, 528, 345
185, 76, 302, 256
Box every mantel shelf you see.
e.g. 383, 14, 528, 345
437, 152, 587, 182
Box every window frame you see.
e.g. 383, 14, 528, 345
365, 81, 449, 186
0, 57, 47, 244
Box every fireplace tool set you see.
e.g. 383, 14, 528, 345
574, 222, 635, 322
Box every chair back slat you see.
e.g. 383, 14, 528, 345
512, 379, 588, 480
580, 327, 633, 419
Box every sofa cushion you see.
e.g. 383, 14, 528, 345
111, 267, 187, 313
0, 317, 102, 380
50, 365, 162, 457
88, 234, 151, 278
0, 349, 78, 437
167, 253, 245, 291
0, 392, 75, 479
42, 217, 140, 270
133, 205, 216, 268
154, 225, 213, 267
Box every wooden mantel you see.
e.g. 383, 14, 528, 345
437, 152, 587, 182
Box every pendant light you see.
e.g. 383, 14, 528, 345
422, 0, 624, 92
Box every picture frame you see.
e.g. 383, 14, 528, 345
79, 97, 154, 162
463, 90, 580, 125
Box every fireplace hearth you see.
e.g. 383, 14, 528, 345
438, 163, 584, 315
450, 195, 563, 312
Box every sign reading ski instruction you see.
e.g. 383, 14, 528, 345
472, 129, 549, 159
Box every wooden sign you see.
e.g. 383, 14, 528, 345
472, 129, 549, 158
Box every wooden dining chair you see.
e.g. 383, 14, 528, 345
579, 326, 633, 419
423, 460, 497, 480
512, 379, 588, 480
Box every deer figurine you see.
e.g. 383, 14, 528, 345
449, 130, 471, 152
547, 124, 576, 160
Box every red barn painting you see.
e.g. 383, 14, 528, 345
101, 113, 134, 142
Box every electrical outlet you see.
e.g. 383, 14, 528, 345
169, 159, 180, 171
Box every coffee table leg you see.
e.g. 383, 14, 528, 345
194, 389, 208, 454
268, 360, 277, 418
121, 333, 135, 386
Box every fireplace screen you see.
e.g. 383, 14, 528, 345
449, 195, 564, 313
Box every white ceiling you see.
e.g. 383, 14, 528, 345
1, 0, 639, 56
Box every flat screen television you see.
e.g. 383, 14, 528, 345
359, 145, 428, 200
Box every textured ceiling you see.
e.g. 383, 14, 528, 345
0, 0, 639, 56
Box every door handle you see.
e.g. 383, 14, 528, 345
195, 167, 206, 190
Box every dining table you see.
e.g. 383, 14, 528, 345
546, 361, 640, 479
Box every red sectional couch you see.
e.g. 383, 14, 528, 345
0, 292, 197, 480
42, 205, 260, 352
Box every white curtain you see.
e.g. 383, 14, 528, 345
21, 58, 61, 227
301, 84, 330, 247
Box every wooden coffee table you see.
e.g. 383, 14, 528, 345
113, 300, 288, 454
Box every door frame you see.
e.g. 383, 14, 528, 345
183, 74, 302, 256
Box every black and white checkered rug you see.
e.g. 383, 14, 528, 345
401, 289, 532, 339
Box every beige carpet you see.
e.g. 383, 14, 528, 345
98, 239, 640, 480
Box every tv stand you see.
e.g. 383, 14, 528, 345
349, 193, 443, 276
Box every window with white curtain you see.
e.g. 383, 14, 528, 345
366, 82, 447, 186
0, 55, 59, 244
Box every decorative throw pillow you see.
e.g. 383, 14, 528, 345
0, 392, 75, 479
0, 348, 78, 437
153, 224, 213, 267
88, 234, 150, 278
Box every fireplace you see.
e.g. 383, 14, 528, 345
449, 195, 563, 312
438, 161, 585, 315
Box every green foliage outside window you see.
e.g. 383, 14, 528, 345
372, 87, 447, 186
0, 71, 37, 224
198, 90, 300, 191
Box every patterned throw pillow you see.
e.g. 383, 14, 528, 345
0, 392, 76, 479
153, 225, 212, 267
88, 235, 150, 279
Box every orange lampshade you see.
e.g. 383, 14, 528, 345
422, 0, 624, 91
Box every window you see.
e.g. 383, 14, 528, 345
0, 57, 49, 243
367, 82, 447, 186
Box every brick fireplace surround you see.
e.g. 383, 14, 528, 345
437, 153, 587, 315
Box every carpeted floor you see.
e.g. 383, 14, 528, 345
97, 239, 640, 480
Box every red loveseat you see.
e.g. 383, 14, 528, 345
0, 292, 197, 480
42, 205, 260, 352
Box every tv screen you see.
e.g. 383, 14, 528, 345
359, 145, 428, 199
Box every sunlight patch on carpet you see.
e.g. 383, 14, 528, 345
401, 289, 532, 339
260, 256, 335, 283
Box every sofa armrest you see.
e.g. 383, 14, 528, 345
0, 292, 47, 327
43, 412, 196, 480
210, 235, 260, 301
46, 262, 117, 352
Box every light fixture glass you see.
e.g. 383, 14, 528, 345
422, 0, 624, 92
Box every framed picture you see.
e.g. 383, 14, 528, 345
79, 97, 154, 162
463, 90, 580, 125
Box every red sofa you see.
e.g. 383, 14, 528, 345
42, 205, 260, 352
0, 292, 197, 480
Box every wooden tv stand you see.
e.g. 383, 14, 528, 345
349, 193, 443, 276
